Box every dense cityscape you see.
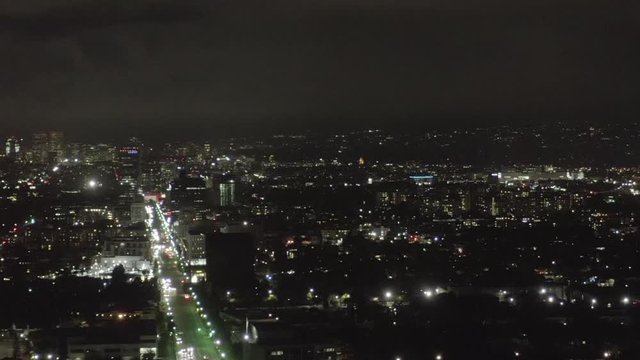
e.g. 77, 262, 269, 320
0, 122, 639, 359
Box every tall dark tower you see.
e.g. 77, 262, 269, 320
192, 221, 257, 301
206, 231, 255, 297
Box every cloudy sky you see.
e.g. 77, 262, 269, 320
0, 0, 638, 140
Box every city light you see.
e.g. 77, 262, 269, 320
622, 297, 630, 305
6, 125, 640, 360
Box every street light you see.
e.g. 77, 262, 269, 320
622, 297, 630, 305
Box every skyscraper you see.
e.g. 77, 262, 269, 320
31, 132, 48, 163
168, 170, 207, 210
31, 131, 64, 164
49, 131, 64, 160
5, 136, 21, 158
117, 147, 141, 181
219, 181, 236, 207
204, 228, 256, 299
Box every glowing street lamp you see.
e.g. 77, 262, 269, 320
622, 297, 630, 305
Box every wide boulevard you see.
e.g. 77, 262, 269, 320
148, 204, 230, 360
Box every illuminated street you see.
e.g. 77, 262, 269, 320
151, 204, 231, 360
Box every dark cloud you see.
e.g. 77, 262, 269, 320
0, 0, 639, 139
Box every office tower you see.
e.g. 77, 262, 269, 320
219, 181, 236, 207
31, 131, 64, 164
130, 203, 147, 223
85, 144, 114, 163
117, 147, 141, 181
31, 132, 48, 163
5, 136, 21, 158
204, 228, 256, 299
168, 170, 207, 210
49, 131, 64, 160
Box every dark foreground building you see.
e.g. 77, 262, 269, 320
204, 228, 257, 300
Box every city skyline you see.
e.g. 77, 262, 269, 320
1, 128, 639, 359
1, 1, 639, 359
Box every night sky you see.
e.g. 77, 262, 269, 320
1, 0, 639, 139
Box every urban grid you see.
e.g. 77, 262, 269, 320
0, 123, 639, 359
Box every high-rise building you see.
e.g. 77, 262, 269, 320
491, 197, 499, 216
31, 131, 64, 164
31, 132, 48, 163
168, 170, 207, 210
85, 144, 114, 163
198, 142, 211, 164
219, 181, 236, 207
5, 136, 21, 158
204, 227, 256, 299
130, 203, 147, 223
49, 131, 64, 159
117, 147, 141, 181
175, 209, 205, 266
